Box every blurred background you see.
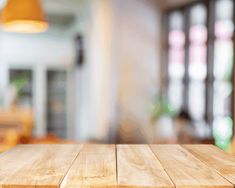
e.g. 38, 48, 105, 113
0, 0, 234, 153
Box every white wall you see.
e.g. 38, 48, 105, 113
113, 0, 161, 143
75, 0, 113, 141
0, 32, 76, 136
0, 33, 75, 64
79, 0, 161, 142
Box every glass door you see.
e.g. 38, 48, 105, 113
47, 70, 67, 138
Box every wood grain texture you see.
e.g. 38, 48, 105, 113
150, 145, 233, 188
0, 145, 39, 188
117, 145, 174, 188
183, 144, 235, 185
0, 144, 83, 188
1, 144, 235, 188
60, 144, 116, 188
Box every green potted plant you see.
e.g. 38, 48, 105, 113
151, 95, 177, 142
4, 74, 29, 108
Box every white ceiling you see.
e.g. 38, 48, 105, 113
157, 0, 198, 10
0, 0, 199, 36
42, 0, 89, 15
41, 0, 91, 36
0, 0, 200, 16
0, 0, 91, 36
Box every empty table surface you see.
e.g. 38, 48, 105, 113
0, 144, 234, 188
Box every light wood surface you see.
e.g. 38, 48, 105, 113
183, 144, 235, 185
0, 145, 39, 187
0, 144, 235, 188
61, 144, 116, 188
117, 145, 174, 188
0, 144, 83, 188
150, 145, 233, 188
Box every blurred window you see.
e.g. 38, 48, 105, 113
167, 11, 185, 111
188, 5, 207, 121
212, 0, 234, 149
164, 0, 234, 149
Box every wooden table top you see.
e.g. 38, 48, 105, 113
0, 144, 235, 188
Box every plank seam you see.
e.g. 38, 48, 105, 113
148, 145, 176, 188
59, 144, 84, 188
181, 144, 235, 187
115, 144, 118, 186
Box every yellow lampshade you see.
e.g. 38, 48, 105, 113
1, 0, 48, 33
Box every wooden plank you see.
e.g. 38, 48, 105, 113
150, 145, 233, 188
183, 144, 235, 185
0, 144, 83, 188
117, 145, 174, 188
0, 145, 40, 188
60, 144, 116, 188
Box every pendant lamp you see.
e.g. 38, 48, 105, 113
1, 0, 48, 33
